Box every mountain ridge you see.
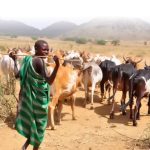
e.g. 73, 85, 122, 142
0, 18, 150, 40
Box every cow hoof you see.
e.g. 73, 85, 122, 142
110, 113, 114, 119
72, 117, 76, 120
122, 111, 126, 115
51, 126, 56, 130
46, 125, 55, 130
133, 121, 137, 126
100, 98, 103, 102
130, 116, 133, 119
90, 106, 94, 110
83, 104, 86, 108
107, 101, 111, 105
56, 121, 62, 125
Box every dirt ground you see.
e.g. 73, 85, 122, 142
0, 87, 150, 150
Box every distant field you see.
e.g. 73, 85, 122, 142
0, 36, 150, 63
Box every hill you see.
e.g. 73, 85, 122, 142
0, 20, 40, 36
41, 21, 78, 37
62, 17, 150, 40
0, 18, 150, 40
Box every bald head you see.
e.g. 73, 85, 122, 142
34, 40, 48, 51
34, 40, 49, 56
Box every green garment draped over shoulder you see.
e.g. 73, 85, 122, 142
15, 56, 50, 147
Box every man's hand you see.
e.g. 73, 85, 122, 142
9, 51, 17, 61
53, 55, 60, 67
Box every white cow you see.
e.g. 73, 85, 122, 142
0, 55, 20, 94
82, 62, 103, 109
0, 49, 26, 94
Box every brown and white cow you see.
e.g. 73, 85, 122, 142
47, 64, 81, 130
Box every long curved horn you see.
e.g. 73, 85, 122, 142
145, 61, 148, 67
123, 56, 127, 62
135, 58, 143, 64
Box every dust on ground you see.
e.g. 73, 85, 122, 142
0, 88, 150, 150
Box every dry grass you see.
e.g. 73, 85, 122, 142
0, 36, 150, 59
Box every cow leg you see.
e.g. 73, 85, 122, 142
12, 76, 16, 94
129, 98, 134, 119
90, 82, 95, 109
70, 95, 76, 120
133, 97, 141, 126
136, 102, 141, 120
110, 83, 117, 119
48, 97, 58, 130
148, 95, 150, 114
106, 83, 111, 99
5, 75, 9, 95
57, 101, 63, 125
121, 84, 127, 115
83, 79, 89, 108
128, 76, 134, 119
100, 80, 105, 101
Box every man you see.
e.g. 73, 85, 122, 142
9, 40, 59, 150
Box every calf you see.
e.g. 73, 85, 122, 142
47, 64, 80, 130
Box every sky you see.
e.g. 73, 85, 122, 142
0, 0, 150, 29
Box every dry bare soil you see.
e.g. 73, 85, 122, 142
0, 88, 150, 150
0, 38, 150, 150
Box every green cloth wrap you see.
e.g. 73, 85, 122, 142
16, 56, 50, 147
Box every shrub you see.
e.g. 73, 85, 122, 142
31, 36, 38, 41
63, 37, 77, 41
75, 38, 87, 44
96, 40, 107, 45
0, 45, 6, 51
10, 35, 17, 38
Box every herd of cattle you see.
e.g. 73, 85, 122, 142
0, 48, 150, 129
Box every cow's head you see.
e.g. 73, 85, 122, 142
123, 56, 143, 68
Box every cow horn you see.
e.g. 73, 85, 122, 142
145, 61, 148, 67
123, 56, 127, 62
135, 58, 143, 64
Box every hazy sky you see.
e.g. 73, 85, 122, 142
0, 0, 150, 29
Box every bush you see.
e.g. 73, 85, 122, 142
111, 40, 120, 46
31, 36, 38, 41
0, 45, 6, 51
96, 40, 107, 45
63, 37, 77, 41
10, 35, 17, 38
75, 38, 87, 44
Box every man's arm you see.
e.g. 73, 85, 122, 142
32, 56, 59, 85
